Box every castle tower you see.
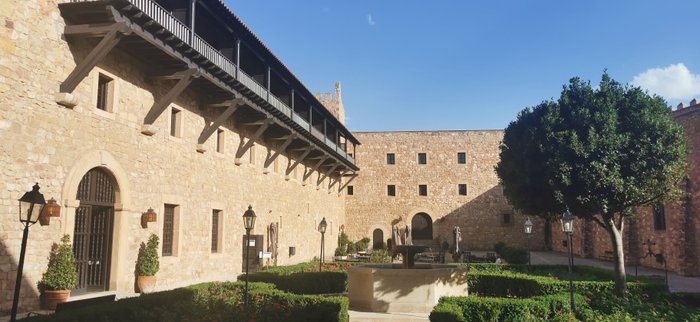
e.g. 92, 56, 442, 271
317, 81, 346, 125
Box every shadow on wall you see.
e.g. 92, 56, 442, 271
430, 186, 546, 252
0, 238, 41, 315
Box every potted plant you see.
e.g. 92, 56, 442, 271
136, 234, 160, 293
39, 235, 78, 310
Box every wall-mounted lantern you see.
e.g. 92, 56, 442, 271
141, 208, 157, 228
39, 198, 61, 226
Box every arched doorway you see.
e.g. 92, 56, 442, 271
411, 213, 433, 240
73, 167, 116, 293
372, 229, 384, 250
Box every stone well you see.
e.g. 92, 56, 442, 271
347, 264, 468, 314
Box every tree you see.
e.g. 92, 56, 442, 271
496, 73, 687, 296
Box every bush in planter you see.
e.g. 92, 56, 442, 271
137, 234, 160, 276
370, 249, 391, 263
39, 235, 78, 291
335, 232, 350, 256
355, 237, 370, 251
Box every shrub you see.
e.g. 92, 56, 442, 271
493, 242, 528, 265
335, 232, 350, 256
136, 234, 160, 276
370, 249, 391, 263
346, 242, 357, 254
239, 271, 347, 294
355, 237, 370, 251
38, 235, 78, 291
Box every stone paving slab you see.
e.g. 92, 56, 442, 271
349, 310, 429, 322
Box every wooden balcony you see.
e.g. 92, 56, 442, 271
60, 0, 358, 173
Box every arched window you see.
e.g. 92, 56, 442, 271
372, 229, 384, 250
411, 213, 433, 240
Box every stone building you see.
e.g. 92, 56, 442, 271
344, 131, 545, 252
0, 0, 358, 314
550, 100, 700, 276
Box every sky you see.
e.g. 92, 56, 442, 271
225, 1, 700, 132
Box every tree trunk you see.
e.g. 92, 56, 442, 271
604, 213, 627, 297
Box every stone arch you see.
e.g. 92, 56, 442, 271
372, 228, 384, 250
61, 149, 131, 292
411, 212, 433, 240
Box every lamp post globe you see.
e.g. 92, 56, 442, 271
318, 217, 327, 271
524, 217, 533, 267
11, 183, 47, 322
560, 208, 574, 234
242, 205, 256, 312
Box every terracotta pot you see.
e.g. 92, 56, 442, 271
137, 275, 157, 293
41, 289, 71, 310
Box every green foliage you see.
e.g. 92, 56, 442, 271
431, 294, 590, 322
136, 234, 160, 276
39, 235, 78, 291
355, 237, 370, 251
335, 232, 351, 256
346, 242, 357, 254
23, 282, 348, 322
239, 271, 347, 294
370, 249, 391, 263
493, 242, 528, 265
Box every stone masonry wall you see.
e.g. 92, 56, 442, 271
0, 0, 344, 314
345, 131, 545, 252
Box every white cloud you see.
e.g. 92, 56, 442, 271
367, 13, 376, 26
631, 63, 700, 100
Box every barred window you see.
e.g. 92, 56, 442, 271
653, 204, 666, 230
458, 184, 467, 195
162, 204, 177, 256
347, 185, 354, 195
418, 153, 427, 165
457, 152, 466, 164
212, 210, 221, 253
419, 184, 428, 196
387, 185, 396, 196
96, 74, 113, 111
387, 153, 395, 165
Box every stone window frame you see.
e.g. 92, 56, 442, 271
458, 183, 468, 196
653, 204, 666, 230
162, 203, 181, 257
387, 153, 395, 165
91, 67, 120, 118
170, 106, 183, 138
216, 128, 225, 153
347, 185, 354, 195
387, 184, 396, 197
211, 209, 224, 253
457, 152, 467, 164
418, 153, 427, 165
501, 213, 513, 226
418, 184, 428, 196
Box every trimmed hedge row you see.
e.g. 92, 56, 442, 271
494, 242, 529, 265
22, 282, 348, 322
430, 293, 590, 322
238, 271, 347, 294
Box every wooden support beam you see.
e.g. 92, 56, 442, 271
234, 118, 273, 164
303, 156, 328, 182
64, 22, 119, 37
338, 172, 358, 192
141, 68, 200, 135
59, 22, 131, 93
196, 98, 244, 152
285, 146, 312, 180
317, 164, 340, 186
264, 134, 296, 169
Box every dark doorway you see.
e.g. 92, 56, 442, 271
372, 229, 384, 250
242, 234, 264, 272
411, 213, 433, 240
73, 167, 115, 294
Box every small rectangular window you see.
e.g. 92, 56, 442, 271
502, 213, 512, 225
387, 185, 396, 196
170, 108, 182, 137
458, 152, 466, 164
347, 185, 354, 195
216, 129, 225, 153
653, 204, 666, 230
418, 153, 427, 165
419, 184, 427, 196
96, 74, 113, 111
162, 204, 178, 256
458, 184, 467, 195
212, 210, 221, 253
387, 153, 395, 165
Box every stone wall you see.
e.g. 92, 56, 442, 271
344, 131, 545, 252
0, 0, 344, 313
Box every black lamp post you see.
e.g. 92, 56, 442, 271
318, 217, 327, 272
242, 205, 256, 312
560, 208, 575, 313
524, 217, 533, 267
11, 183, 46, 322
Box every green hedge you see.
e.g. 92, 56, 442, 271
430, 293, 590, 322
239, 271, 347, 294
21, 282, 348, 322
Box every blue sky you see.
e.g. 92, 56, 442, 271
226, 1, 700, 131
